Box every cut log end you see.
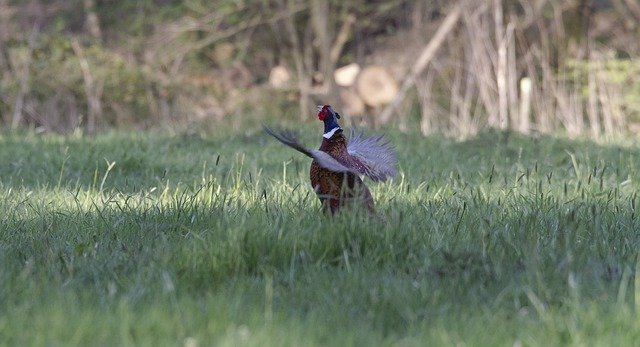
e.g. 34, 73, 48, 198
268, 65, 291, 89
334, 63, 361, 87
356, 65, 398, 107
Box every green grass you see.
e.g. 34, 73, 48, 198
1, 126, 640, 346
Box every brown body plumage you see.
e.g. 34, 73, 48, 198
264, 105, 397, 214
310, 133, 374, 213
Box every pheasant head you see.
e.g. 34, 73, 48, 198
317, 105, 342, 139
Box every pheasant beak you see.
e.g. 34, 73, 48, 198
316, 105, 323, 112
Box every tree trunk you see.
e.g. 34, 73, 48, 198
494, 0, 508, 130
311, 0, 339, 108
71, 38, 102, 134
84, 0, 102, 42
11, 25, 39, 129
283, 0, 311, 119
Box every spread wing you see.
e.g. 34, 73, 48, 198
263, 125, 356, 173
263, 125, 313, 157
344, 129, 397, 182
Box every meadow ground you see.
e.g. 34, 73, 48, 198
1, 125, 639, 346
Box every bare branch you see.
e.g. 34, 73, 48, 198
378, 3, 462, 125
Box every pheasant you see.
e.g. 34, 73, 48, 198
264, 105, 397, 214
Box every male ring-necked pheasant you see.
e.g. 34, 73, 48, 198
264, 105, 397, 214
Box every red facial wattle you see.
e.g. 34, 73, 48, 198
318, 105, 329, 121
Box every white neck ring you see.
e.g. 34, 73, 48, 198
323, 127, 342, 139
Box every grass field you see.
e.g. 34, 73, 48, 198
1, 125, 640, 346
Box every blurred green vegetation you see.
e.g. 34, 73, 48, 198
567, 58, 640, 122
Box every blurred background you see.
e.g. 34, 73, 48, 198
0, 0, 638, 137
